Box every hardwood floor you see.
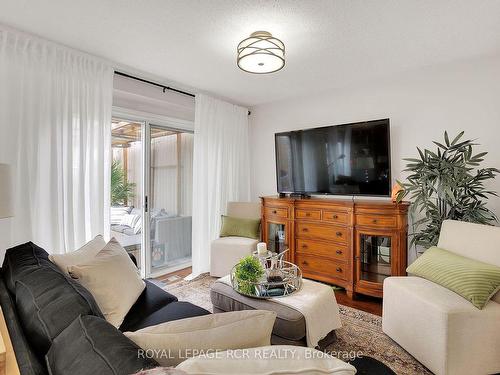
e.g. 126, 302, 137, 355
156, 266, 192, 282
154, 266, 193, 286
155, 267, 382, 316
335, 290, 382, 316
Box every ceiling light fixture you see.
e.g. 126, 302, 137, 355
237, 31, 285, 74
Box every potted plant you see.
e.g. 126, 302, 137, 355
111, 160, 136, 206
234, 256, 264, 296
396, 131, 499, 250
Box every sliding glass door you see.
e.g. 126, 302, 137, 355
148, 126, 193, 277
111, 118, 145, 275
110, 116, 193, 278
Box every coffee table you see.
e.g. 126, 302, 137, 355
210, 277, 340, 350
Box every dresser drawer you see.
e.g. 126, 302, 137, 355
322, 210, 349, 225
265, 206, 288, 219
296, 239, 348, 262
295, 208, 321, 220
295, 254, 348, 281
295, 222, 348, 244
356, 214, 397, 228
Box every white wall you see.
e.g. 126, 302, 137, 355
0, 220, 11, 263
249, 55, 500, 220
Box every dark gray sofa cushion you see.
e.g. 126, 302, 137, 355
121, 301, 210, 332
119, 280, 178, 332
0, 276, 47, 375
45, 315, 158, 375
2, 242, 55, 294
15, 266, 103, 355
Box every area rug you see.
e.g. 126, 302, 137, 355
162, 273, 433, 375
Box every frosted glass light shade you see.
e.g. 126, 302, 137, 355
0, 164, 13, 219
237, 31, 285, 74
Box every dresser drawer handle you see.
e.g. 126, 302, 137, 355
302, 228, 309, 232
302, 260, 309, 266
336, 250, 343, 255
272, 210, 277, 214
336, 231, 342, 237
336, 267, 342, 273
332, 215, 338, 219
372, 219, 378, 223
302, 244, 308, 249
305, 212, 311, 216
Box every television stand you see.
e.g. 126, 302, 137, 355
260, 196, 409, 298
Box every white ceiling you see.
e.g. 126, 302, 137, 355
1, 0, 500, 107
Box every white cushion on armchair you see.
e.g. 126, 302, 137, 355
383, 276, 500, 375
382, 220, 500, 375
210, 236, 258, 277
209, 201, 261, 277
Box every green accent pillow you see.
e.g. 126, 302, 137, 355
407, 246, 500, 309
219, 215, 260, 240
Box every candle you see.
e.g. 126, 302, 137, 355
257, 242, 267, 256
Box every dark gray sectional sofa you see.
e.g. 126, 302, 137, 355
0, 242, 210, 375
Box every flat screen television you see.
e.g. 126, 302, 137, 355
275, 119, 391, 197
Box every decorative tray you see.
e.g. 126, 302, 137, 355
230, 259, 302, 299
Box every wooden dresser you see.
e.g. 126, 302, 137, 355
261, 196, 410, 298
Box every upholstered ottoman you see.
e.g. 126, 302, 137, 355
210, 278, 341, 349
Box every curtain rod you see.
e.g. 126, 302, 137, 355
115, 71, 195, 97
114, 71, 251, 116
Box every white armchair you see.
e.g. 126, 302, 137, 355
382, 220, 500, 375
209, 202, 261, 277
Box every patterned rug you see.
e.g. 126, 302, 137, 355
161, 273, 432, 375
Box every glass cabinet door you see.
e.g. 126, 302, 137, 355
266, 221, 288, 255
359, 233, 392, 284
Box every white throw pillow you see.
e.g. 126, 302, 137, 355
111, 206, 132, 225
68, 238, 145, 328
124, 310, 276, 367
133, 217, 142, 234
176, 345, 356, 375
49, 235, 106, 275
120, 213, 141, 228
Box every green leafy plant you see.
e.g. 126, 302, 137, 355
234, 256, 264, 296
396, 131, 499, 249
111, 159, 136, 206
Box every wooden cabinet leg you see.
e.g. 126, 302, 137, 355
346, 290, 354, 299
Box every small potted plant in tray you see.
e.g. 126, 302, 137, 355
233, 256, 264, 296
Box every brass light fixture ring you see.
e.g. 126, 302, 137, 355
237, 31, 285, 74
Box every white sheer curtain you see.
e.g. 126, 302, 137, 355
0, 25, 113, 254
191, 94, 250, 276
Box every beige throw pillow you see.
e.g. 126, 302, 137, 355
176, 345, 356, 375
124, 310, 276, 367
68, 238, 145, 328
49, 235, 106, 275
